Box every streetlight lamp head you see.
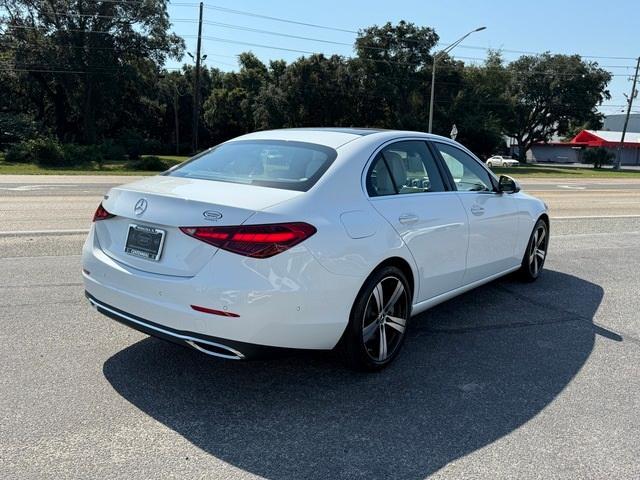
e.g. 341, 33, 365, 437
475, 26, 487, 32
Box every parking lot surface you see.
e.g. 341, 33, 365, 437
1, 175, 639, 479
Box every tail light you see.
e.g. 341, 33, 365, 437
93, 202, 115, 222
180, 222, 316, 258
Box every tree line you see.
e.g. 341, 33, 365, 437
1, 0, 612, 164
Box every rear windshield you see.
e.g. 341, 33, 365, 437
167, 140, 337, 191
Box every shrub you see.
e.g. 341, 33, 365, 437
117, 129, 144, 160
6, 137, 67, 167
583, 147, 614, 169
0, 113, 40, 144
99, 140, 127, 162
5, 142, 33, 163
142, 138, 163, 155
62, 144, 103, 167
126, 155, 170, 171
30, 137, 65, 167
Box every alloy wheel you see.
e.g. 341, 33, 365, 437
528, 224, 547, 277
361, 276, 409, 362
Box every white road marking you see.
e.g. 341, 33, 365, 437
0, 229, 90, 237
557, 185, 586, 190
552, 214, 640, 220
0, 185, 53, 191
554, 231, 640, 238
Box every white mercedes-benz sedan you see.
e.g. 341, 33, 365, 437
83, 128, 549, 370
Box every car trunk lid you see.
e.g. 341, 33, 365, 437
95, 176, 302, 277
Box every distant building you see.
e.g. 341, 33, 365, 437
530, 130, 640, 165
603, 114, 640, 133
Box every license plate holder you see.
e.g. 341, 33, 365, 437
125, 224, 166, 261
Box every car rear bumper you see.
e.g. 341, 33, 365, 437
82, 226, 361, 352
86, 291, 298, 360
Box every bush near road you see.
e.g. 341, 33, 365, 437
0, 153, 187, 175
1, 153, 638, 178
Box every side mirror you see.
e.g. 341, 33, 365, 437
498, 175, 520, 194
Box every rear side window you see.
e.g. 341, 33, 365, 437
168, 140, 337, 192
366, 141, 445, 197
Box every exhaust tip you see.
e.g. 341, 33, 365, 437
185, 340, 244, 360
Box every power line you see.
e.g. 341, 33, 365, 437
24, 11, 640, 67
200, 3, 358, 35
167, 2, 639, 62
7, 3, 639, 62
4, 29, 633, 78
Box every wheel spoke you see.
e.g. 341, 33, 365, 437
386, 316, 406, 334
384, 280, 404, 313
537, 229, 546, 247
372, 283, 384, 314
378, 324, 388, 360
536, 248, 545, 260
363, 320, 378, 343
532, 255, 538, 275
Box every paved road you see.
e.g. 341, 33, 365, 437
2, 175, 640, 232
1, 176, 640, 479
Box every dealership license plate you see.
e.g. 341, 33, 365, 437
125, 224, 166, 261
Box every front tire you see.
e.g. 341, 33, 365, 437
338, 266, 411, 371
519, 218, 549, 282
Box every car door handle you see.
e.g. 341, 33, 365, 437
470, 205, 485, 216
398, 213, 419, 224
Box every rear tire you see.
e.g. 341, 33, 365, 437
338, 266, 411, 372
519, 218, 548, 282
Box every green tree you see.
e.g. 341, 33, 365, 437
253, 54, 355, 129
1, 0, 183, 143
498, 53, 611, 161
353, 21, 461, 130
450, 52, 510, 157
203, 53, 267, 141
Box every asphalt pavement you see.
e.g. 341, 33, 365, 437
1, 175, 639, 479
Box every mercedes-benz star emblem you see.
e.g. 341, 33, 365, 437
134, 198, 148, 216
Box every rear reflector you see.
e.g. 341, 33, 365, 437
191, 305, 240, 318
180, 222, 316, 258
93, 202, 115, 222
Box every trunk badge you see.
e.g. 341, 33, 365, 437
203, 210, 223, 221
134, 198, 148, 216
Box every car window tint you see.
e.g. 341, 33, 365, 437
168, 140, 337, 192
367, 141, 445, 197
366, 154, 396, 196
435, 143, 493, 192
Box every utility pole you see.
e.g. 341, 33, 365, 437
191, 1, 204, 154
615, 56, 640, 170
173, 87, 180, 155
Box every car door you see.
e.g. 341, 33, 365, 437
432, 141, 520, 284
366, 140, 469, 302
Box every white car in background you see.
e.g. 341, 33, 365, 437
83, 128, 549, 371
486, 155, 520, 167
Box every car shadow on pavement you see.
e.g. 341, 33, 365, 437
103, 270, 604, 479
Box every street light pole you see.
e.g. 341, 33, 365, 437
428, 26, 486, 133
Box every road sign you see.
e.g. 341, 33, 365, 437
450, 124, 458, 140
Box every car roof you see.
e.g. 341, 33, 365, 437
228, 128, 446, 149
